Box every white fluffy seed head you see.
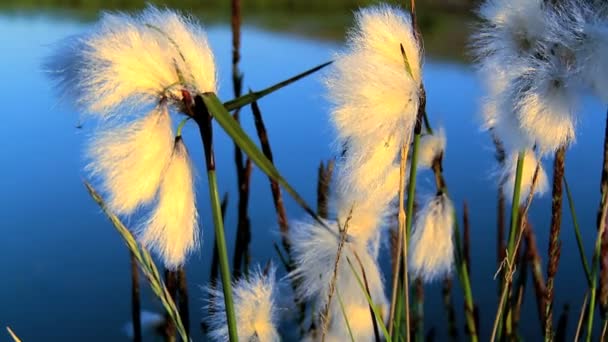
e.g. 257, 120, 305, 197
409, 193, 455, 282
502, 149, 548, 205
336, 163, 401, 243
139, 138, 199, 269
47, 6, 216, 116
86, 106, 175, 214
327, 4, 421, 145
417, 127, 446, 170
289, 220, 387, 340
205, 266, 280, 342
578, 20, 608, 102
473, 0, 547, 63
505, 58, 578, 154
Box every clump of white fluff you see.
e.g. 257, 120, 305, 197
473, 0, 608, 153
504, 56, 579, 153
326, 4, 422, 146
139, 138, 198, 269
474, 0, 547, 63
409, 193, 455, 282
86, 105, 175, 214
290, 220, 387, 341
417, 128, 446, 169
326, 4, 422, 244
502, 149, 549, 205
47, 5, 216, 116
205, 266, 280, 342
335, 163, 401, 244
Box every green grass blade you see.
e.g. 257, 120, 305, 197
336, 287, 356, 342
206, 170, 239, 342
84, 182, 188, 342
564, 175, 592, 286
346, 257, 391, 341
202, 92, 329, 231
223, 61, 332, 111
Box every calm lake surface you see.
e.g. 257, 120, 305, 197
1, 6, 607, 341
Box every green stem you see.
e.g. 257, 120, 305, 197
193, 96, 238, 342
586, 192, 608, 342
507, 151, 526, 256
403, 131, 421, 340
207, 171, 238, 342
494, 150, 525, 341
176, 118, 189, 137
564, 176, 592, 286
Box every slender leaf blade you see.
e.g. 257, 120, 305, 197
202, 92, 329, 230
223, 61, 332, 111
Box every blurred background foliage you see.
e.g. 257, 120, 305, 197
0, 0, 477, 60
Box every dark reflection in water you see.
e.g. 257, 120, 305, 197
0, 3, 606, 341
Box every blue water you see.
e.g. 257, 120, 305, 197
1, 10, 607, 341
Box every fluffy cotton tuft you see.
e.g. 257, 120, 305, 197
139, 138, 199, 269
504, 58, 578, 153
205, 266, 280, 342
86, 106, 175, 214
502, 149, 548, 205
417, 128, 446, 169
327, 4, 421, 146
409, 193, 455, 282
473, 0, 547, 63
289, 220, 387, 341
47, 6, 216, 116
336, 163, 401, 243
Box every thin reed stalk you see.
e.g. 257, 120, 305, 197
575, 291, 589, 341
164, 270, 177, 342
442, 278, 458, 341
84, 183, 188, 341
210, 194, 229, 284
129, 252, 142, 342
191, 96, 238, 342
564, 176, 592, 285
492, 133, 507, 280
599, 110, 608, 318
545, 146, 566, 340
495, 151, 525, 339
511, 246, 529, 333
492, 160, 541, 342
353, 251, 382, 342
387, 135, 411, 340
230, 0, 253, 279
251, 100, 290, 252
588, 110, 608, 341
524, 225, 547, 327
425, 124, 478, 341
177, 267, 190, 336
6, 327, 21, 342
463, 202, 471, 275
320, 213, 353, 341
317, 161, 334, 220
232, 158, 252, 278
585, 192, 608, 342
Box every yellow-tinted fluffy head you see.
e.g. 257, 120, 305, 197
139, 138, 199, 269
48, 6, 217, 116
86, 106, 175, 214
409, 193, 455, 282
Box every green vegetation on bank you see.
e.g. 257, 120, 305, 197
0, 0, 475, 61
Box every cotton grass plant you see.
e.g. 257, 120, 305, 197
39, 0, 608, 340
